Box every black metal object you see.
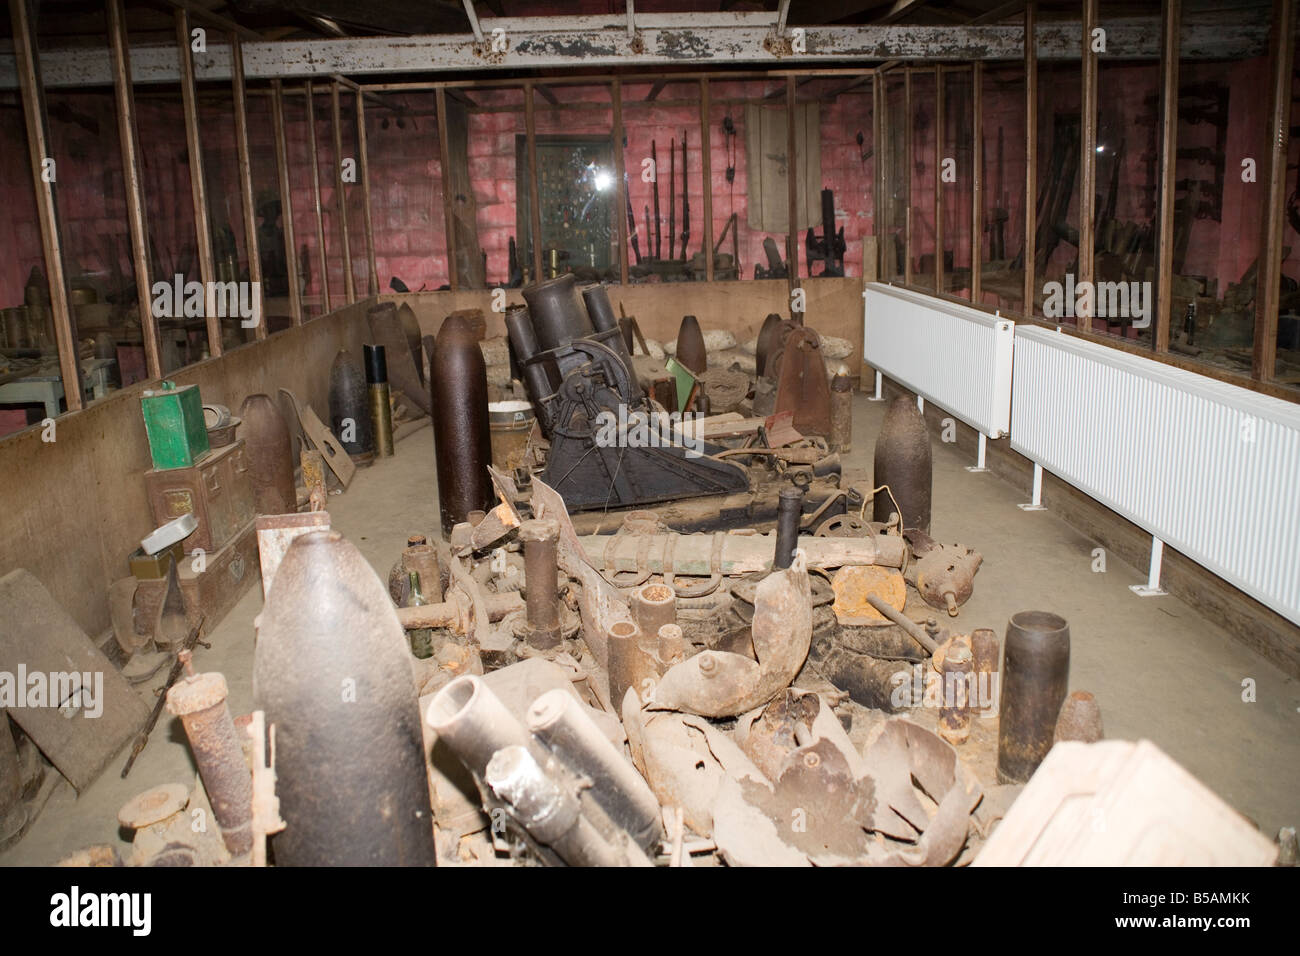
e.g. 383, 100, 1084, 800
330, 349, 374, 462
430, 317, 493, 537
805, 188, 846, 277
773, 487, 804, 570
754, 236, 788, 279
512, 277, 748, 513
997, 611, 1071, 784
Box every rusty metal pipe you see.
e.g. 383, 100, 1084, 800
431, 316, 493, 537
938, 642, 973, 745
997, 611, 1070, 784
526, 688, 663, 853
426, 675, 534, 781
607, 620, 657, 710
519, 518, 561, 649
395, 590, 523, 630
773, 487, 804, 570
830, 373, 853, 453
864, 594, 938, 655
165, 652, 253, 857
631, 582, 676, 639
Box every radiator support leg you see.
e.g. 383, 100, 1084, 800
1129, 536, 1169, 597
917, 396, 925, 414
1017, 463, 1047, 511
965, 432, 989, 473
868, 370, 885, 402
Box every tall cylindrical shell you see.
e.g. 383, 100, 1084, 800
431, 317, 493, 537
253, 531, 437, 866
997, 611, 1071, 784
329, 349, 374, 462
872, 396, 932, 533
239, 393, 296, 516
675, 315, 707, 375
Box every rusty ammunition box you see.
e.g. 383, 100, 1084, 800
179, 517, 259, 632
144, 439, 256, 555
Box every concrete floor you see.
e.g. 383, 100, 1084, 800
4, 394, 1297, 865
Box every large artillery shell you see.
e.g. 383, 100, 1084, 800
370, 382, 394, 458
674, 314, 707, 375
997, 611, 1070, 784
755, 312, 783, 380
830, 373, 853, 453
430, 318, 492, 538
938, 641, 973, 745
872, 395, 932, 533
239, 393, 296, 516
253, 531, 436, 866
329, 349, 374, 462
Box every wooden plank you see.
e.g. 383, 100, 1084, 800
271, 80, 303, 326
934, 65, 944, 294
1253, 0, 1295, 381
904, 68, 913, 286
1079, 0, 1099, 326
613, 78, 630, 285
0, 569, 150, 792
700, 78, 714, 282
176, 8, 220, 355
1023, 2, 1038, 315
331, 81, 356, 305
357, 90, 379, 296
525, 81, 543, 282
1155, 0, 1180, 353
972, 61, 983, 302
305, 81, 331, 313
787, 75, 799, 282
231, 36, 265, 341
435, 87, 459, 292
107, 0, 160, 379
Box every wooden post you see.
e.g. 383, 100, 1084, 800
271, 81, 302, 326
1079, 0, 1099, 329
786, 75, 800, 285
525, 81, 544, 282
972, 61, 983, 303
874, 69, 885, 280
904, 68, 913, 287
1024, 3, 1038, 316
356, 90, 379, 296
612, 78, 630, 285
1155, 0, 1180, 354
107, 0, 160, 379
176, 7, 219, 356
934, 65, 944, 295
231, 36, 265, 340
1253, 0, 1295, 381
434, 87, 459, 292
331, 81, 355, 305
305, 81, 331, 313
700, 78, 714, 282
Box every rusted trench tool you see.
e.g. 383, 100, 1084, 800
864, 594, 937, 655
121, 616, 208, 779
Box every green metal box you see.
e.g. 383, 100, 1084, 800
141, 380, 210, 470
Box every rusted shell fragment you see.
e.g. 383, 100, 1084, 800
1054, 690, 1103, 743
772, 327, 832, 437
916, 545, 983, 617
872, 396, 932, 533
239, 393, 295, 516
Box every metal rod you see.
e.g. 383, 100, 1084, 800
934, 64, 943, 295
525, 81, 543, 282
356, 89, 379, 296
461, 0, 485, 43
331, 81, 355, 305
1253, 0, 1295, 381
864, 594, 938, 654
305, 80, 331, 312
107, 0, 161, 379
1023, 2, 1037, 316
271, 80, 303, 326
786, 74, 799, 284
971, 61, 983, 303
434, 87, 459, 292
231, 35, 265, 341
1154, 0, 1180, 353
700, 78, 714, 282
613, 78, 630, 285
1079, 0, 1099, 328
176, 7, 219, 356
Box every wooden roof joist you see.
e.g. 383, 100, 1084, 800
0, 12, 1269, 90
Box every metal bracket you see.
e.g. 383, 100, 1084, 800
1017, 462, 1047, 511
965, 431, 990, 473
867, 369, 885, 402
1130, 535, 1169, 597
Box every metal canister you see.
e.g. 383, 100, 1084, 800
939, 641, 973, 745
238, 393, 295, 516
430, 315, 492, 537
364, 344, 394, 458
253, 530, 437, 866
830, 373, 853, 453
330, 349, 374, 463
521, 274, 593, 351
773, 487, 804, 570
872, 395, 932, 533
997, 611, 1070, 784
519, 518, 561, 650
970, 627, 1000, 715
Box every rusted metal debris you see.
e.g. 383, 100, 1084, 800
915, 544, 983, 617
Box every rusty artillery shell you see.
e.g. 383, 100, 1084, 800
329, 349, 374, 463
253, 531, 436, 866
1054, 690, 1103, 744
607, 620, 658, 710
519, 518, 561, 649
165, 653, 253, 857
830, 373, 853, 453
430, 318, 493, 538
970, 627, 1000, 715
997, 611, 1071, 784
938, 641, 973, 745
773, 487, 804, 570
872, 395, 932, 533
755, 312, 783, 380
674, 314, 707, 375
657, 623, 688, 669
364, 344, 394, 458
632, 583, 676, 641
239, 393, 296, 516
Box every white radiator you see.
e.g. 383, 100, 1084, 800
1011, 325, 1300, 625
862, 283, 1015, 438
